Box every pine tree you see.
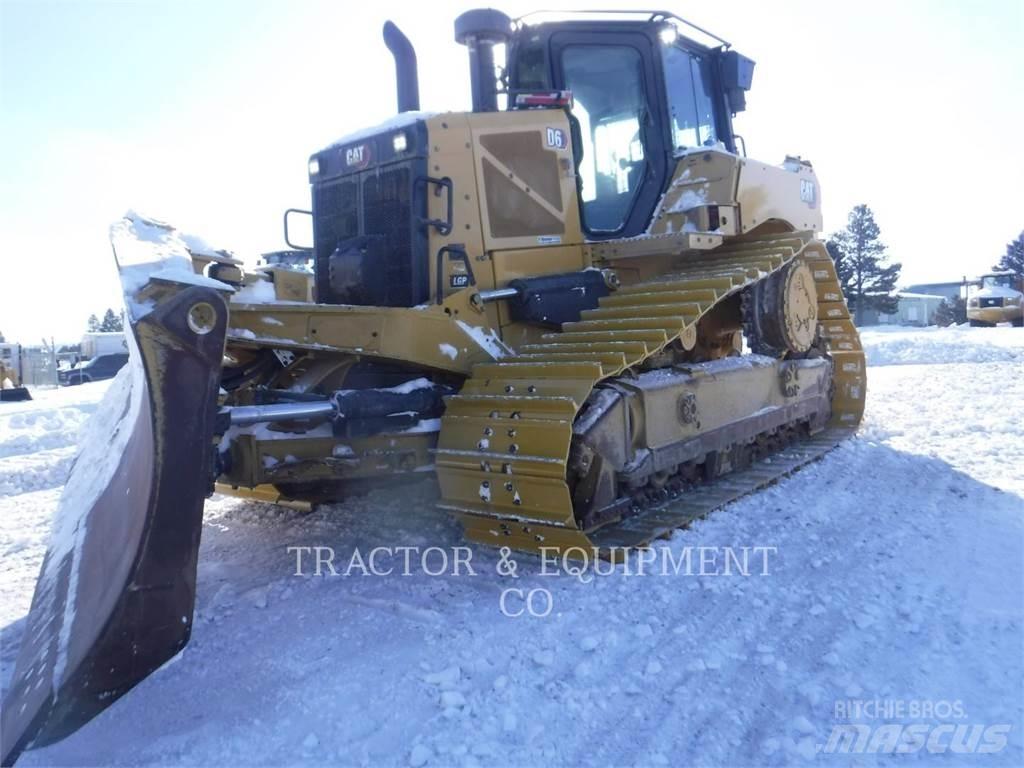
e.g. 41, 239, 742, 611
992, 230, 1023, 277
827, 205, 901, 325
99, 308, 124, 333
931, 297, 966, 327
87, 313, 101, 332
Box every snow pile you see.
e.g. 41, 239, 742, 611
0, 384, 111, 497
860, 324, 1023, 366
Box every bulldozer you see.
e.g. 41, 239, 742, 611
1, 9, 865, 764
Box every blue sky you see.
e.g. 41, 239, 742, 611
1, 0, 1022, 341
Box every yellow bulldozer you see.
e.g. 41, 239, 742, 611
1, 9, 865, 763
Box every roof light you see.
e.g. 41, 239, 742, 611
659, 26, 678, 45
392, 132, 408, 153
307, 157, 320, 176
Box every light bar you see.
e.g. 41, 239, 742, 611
514, 90, 574, 108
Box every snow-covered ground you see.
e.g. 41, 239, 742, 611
1, 326, 1022, 766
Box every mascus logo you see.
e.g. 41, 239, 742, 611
344, 143, 371, 169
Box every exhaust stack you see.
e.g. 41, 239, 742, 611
382, 21, 420, 113
454, 8, 512, 112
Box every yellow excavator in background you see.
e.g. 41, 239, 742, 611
1, 9, 865, 764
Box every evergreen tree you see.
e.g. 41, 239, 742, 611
992, 230, 1023, 277
827, 205, 901, 324
99, 308, 124, 332
0, 330, 5, 343
931, 297, 966, 327
87, 313, 101, 332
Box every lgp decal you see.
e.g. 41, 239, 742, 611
344, 143, 372, 169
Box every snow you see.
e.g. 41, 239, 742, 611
667, 188, 708, 214
455, 320, 512, 360
323, 112, 437, 150
895, 291, 946, 300
2, 327, 1023, 765
859, 324, 1022, 366
233, 279, 278, 304
975, 284, 1023, 300
111, 212, 233, 319
336, 377, 433, 397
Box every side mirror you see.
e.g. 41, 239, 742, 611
720, 51, 755, 113
283, 208, 313, 251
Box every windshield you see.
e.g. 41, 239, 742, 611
662, 44, 718, 151
981, 274, 1016, 289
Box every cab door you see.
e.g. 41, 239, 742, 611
550, 31, 669, 239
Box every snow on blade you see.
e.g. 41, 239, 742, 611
111, 212, 233, 320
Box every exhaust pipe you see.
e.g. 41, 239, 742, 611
454, 9, 512, 113
382, 21, 420, 113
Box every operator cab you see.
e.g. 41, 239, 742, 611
506, 11, 754, 239
979, 272, 1019, 291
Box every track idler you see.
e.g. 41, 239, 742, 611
743, 259, 818, 355
0, 284, 228, 765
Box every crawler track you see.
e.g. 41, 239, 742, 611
435, 232, 865, 555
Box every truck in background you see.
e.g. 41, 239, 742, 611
80, 331, 128, 359
966, 271, 1024, 327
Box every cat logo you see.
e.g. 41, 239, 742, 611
344, 143, 371, 169
800, 179, 816, 206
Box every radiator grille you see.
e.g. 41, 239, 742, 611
313, 161, 425, 307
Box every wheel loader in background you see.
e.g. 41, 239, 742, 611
1, 9, 865, 764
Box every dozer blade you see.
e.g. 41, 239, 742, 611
1, 216, 230, 765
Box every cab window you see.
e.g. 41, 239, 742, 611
561, 44, 648, 233
662, 44, 718, 150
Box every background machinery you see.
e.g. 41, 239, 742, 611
966, 271, 1024, 326
2, 9, 865, 763
0, 343, 31, 401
